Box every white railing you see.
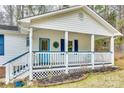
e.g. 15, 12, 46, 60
4, 52, 29, 84
33, 52, 112, 68
33, 52, 94, 68
68, 52, 92, 65
33, 52, 66, 68
94, 52, 112, 64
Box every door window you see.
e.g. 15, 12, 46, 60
39, 38, 50, 51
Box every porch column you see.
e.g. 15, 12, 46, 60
91, 34, 95, 69
29, 27, 33, 80
110, 36, 114, 65
65, 31, 68, 74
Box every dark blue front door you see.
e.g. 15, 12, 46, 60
39, 38, 50, 64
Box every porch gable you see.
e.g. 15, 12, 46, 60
31, 9, 113, 36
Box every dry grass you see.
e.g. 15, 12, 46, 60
115, 52, 124, 69
115, 59, 124, 69
46, 70, 124, 88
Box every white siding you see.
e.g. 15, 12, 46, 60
0, 33, 28, 65
33, 29, 91, 51
32, 9, 113, 36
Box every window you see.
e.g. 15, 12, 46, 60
104, 42, 107, 47
60, 39, 78, 52
0, 35, 4, 55
60, 39, 65, 52
74, 40, 78, 52
26, 36, 29, 47
40, 39, 49, 51
68, 41, 73, 52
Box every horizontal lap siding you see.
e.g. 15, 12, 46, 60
33, 30, 64, 52
33, 30, 91, 51
0, 33, 28, 65
69, 32, 91, 51
33, 9, 112, 36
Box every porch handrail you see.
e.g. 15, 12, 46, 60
3, 51, 29, 65
94, 51, 112, 53
94, 52, 112, 63
33, 51, 93, 53
33, 51, 112, 53
4, 51, 29, 84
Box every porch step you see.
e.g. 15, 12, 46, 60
11, 70, 29, 82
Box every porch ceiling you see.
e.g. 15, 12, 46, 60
32, 25, 113, 37
32, 27, 111, 40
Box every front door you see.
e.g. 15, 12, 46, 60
39, 38, 50, 64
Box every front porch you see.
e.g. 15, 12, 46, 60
4, 28, 114, 83
29, 28, 114, 79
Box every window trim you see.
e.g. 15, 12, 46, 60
74, 40, 78, 52
26, 36, 29, 47
0, 34, 4, 56
60, 39, 65, 52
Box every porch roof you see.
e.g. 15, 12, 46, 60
18, 6, 122, 37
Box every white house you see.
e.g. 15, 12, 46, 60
0, 6, 122, 84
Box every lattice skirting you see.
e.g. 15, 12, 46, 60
32, 66, 89, 79
32, 69, 65, 79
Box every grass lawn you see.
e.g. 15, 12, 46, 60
46, 70, 124, 88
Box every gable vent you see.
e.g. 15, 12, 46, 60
78, 13, 84, 20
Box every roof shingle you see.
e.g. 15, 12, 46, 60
0, 24, 18, 31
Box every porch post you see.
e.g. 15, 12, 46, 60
110, 36, 114, 65
29, 27, 33, 80
91, 34, 95, 69
65, 31, 68, 74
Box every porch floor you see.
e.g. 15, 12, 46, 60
33, 62, 111, 69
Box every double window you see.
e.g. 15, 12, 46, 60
60, 39, 78, 52
0, 35, 4, 55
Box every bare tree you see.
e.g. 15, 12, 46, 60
27, 5, 47, 16
0, 5, 71, 25
0, 11, 7, 24
3, 5, 14, 25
